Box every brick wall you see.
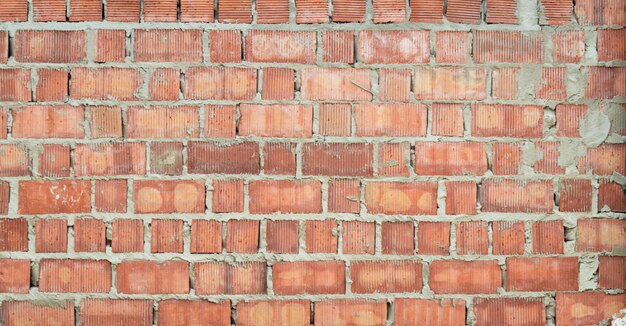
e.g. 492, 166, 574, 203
0, 0, 625, 325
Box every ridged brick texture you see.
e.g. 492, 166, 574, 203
0, 1, 625, 325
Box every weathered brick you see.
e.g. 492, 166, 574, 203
485, 0, 517, 23
248, 180, 322, 214
39, 259, 111, 292
395, 298, 465, 326
417, 222, 450, 255
134, 29, 203, 62
599, 180, 626, 213
533, 220, 564, 254
180, 0, 214, 22
237, 300, 310, 326
585, 67, 626, 99
560, 179, 592, 212
150, 142, 183, 175
473, 31, 544, 63
382, 221, 414, 255
80, 299, 153, 326
0, 144, 29, 177
342, 221, 375, 254
599, 256, 626, 289
256, 0, 290, 23
0, 69, 31, 102
89, 106, 123, 138
318, 104, 352, 136
74, 218, 106, 252
95, 30, 125, 62
414, 142, 487, 176
436, 31, 469, 63
194, 262, 266, 295
351, 260, 422, 293
482, 179, 553, 213
273, 261, 345, 295
0, 259, 30, 293
321, 31, 354, 63
262, 68, 295, 100
328, 179, 360, 213
107, 0, 140, 22
447, 0, 481, 23
577, 143, 626, 176
143, 0, 177, 21
305, 220, 337, 253
302, 143, 373, 176
333, 0, 367, 22
36, 69, 69, 101
456, 221, 488, 255
112, 219, 144, 253
378, 142, 411, 176
19, 180, 91, 214
429, 260, 501, 294
314, 300, 386, 326
577, 218, 626, 252
506, 257, 578, 291
414, 67, 487, 100
366, 182, 437, 215
159, 300, 230, 326
246, 31, 316, 63
134, 180, 205, 214
0, 218, 28, 252
378, 69, 411, 102
212, 179, 244, 212
74, 142, 146, 176
556, 293, 626, 326
12, 105, 85, 138
95, 179, 127, 212
209, 30, 242, 63
218, 0, 252, 23
472, 104, 544, 138
126, 106, 199, 138
1, 301, 75, 326
301, 68, 372, 101
226, 220, 259, 253
553, 30, 585, 63
71, 68, 142, 100
373, 0, 406, 22
358, 30, 429, 64
184, 67, 257, 100
355, 104, 427, 136
492, 221, 525, 255
239, 104, 313, 138
69, 0, 101, 21
266, 220, 299, 254
264, 143, 296, 175
148, 68, 180, 101
116, 260, 189, 294
296, 0, 329, 23
190, 220, 222, 254
188, 141, 260, 174
151, 219, 183, 253
15, 30, 86, 63
474, 298, 546, 326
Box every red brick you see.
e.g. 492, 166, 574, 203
599, 180, 626, 213
0, 32, 6, 63
532, 220, 564, 254
577, 218, 626, 252
302, 143, 373, 176
556, 104, 586, 137
134, 29, 202, 62
226, 220, 259, 253
15, 30, 86, 63
585, 67, 626, 99
506, 257, 578, 291
539, 0, 572, 25
553, 30, 585, 63
473, 31, 544, 63
355, 104, 427, 136
89, 106, 123, 138
328, 179, 360, 213
212, 179, 244, 213
431, 103, 464, 137
249, 180, 322, 214
599, 256, 626, 289
351, 260, 422, 293
485, 0, 517, 23
492, 67, 519, 100
19, 180, 91, 214
256, 0, 289, 23
0, 182, 8, 215
456, 221, 488, 255
373, 0, 406, 22
559, 179, 592, 212
34, 0, 65, 21
12, 105, 85, 138
557, 292, 626, 326
35, 219, 67, 253
71, 68, 142, 100
0, 144, 29, 176
436, 31, 469, 63
414, 67, 487, 100
447, 0, 481, 23
378, 69, 411, 102
417, 222, 450, 255
382, 221, 414, 255
218, 0, 252, 23
273, 261, 345, 295
246, 31, 316, 63
39, 259, 111, 292
36, 69, 68, 101
534, 141, 564, 174
492, 221, 525, 255
366, 182, 437, 215
107, 0, 140, 22
95, 179, 127, 212
209, 30, 242, 63
482, 179, 553, 213
188, 141, 260, 174
190, 220, 222, 254
159, 300, 230, 326
112, 219, 144, 253
194, 262, 266, 295
472, 104, 544, 138
180, 0, 215, 22
117, 260, 189, 294
266, 220, 299, 253
69, 0, 101, 21
429, 260, 501, 294
342, 221, 375, 254
314, 300, 386, 326
333, 0, 366, 22
148, 68, 179, 101
414, 142, 487, 176
492, 143, 521, 175
536, 67, 567, 100
576, 0, 626, 25
95, 30, 125, 62
134, 180, 205, 214
143, 0, 177, 21
1, 301, 75, 326
80, 299, 153, 326
0, 259, 29, 293
378, 142, 411, 176
296, 0, 328, 23
205, 105, 237, 138
301, 68, 372, 101
358, 30, 429, 64
262, 68, 294, 100
409, 0, 444, 22
395, 298, 465, 326
474, 298, 546, 326
321, 31, 354, 63
318, 104, 352, 136
74, 219, 105, 252
445, 181, 476, 215
577, 143, 626, 176
184, 67, 256, 100
0, 219, 27, 252
151, 219, 183, 253
0, 109, 6, 139
150, 142, 183, 175
239, 104, 313, 138
127, 106, 199, 138
264, 143, 296, 175
75, 142, 146, 176
237, 300, 310, 326
0, 69, 31, 102
305, 220, 337, 253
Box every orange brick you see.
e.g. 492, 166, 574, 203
305, 220, 337, 253
134, 180, 205, 214
492, 67, 519, 100
226, 220, 259, 253
249, 180, 322, 214
218, 0, 252, 23
273, 261, 345, 295
492, 221, 525, 255
74, 219, 105, 252
158, 300, 230, 326
318, 104, 352, 136
473, 31, 544, 63
584, 67, 626, 99
188, 142, 260, 174
0, 218, 28, 252
577, 143, 626, 176
0, 182, 8, 215
0, 69, 31, 102
302, 143, 373, 176
95, 179, 127, 212
560, 179, 592, 212
266, 220, 299, 254
378, 142, 411, 176
474, 298, 545, 326
382, 221, 414, 255
74, 142, 146, 176
213, 179, 244, 212
482, 179, 553, 213
506, 257, 578, 291
314, 300, 386, 325
536, 67, 567, 100
492, 143, 521, 175
333, 0, 366, 22
373, 0, 406, 22
209, 30, 242, 63
0, 259, 30, 293
239, 104, 313, 138
342, 221, 375, 254
246, 31, 316, 63
445, 181, 477, 215
575, 0, 626, 25
414, 142, 487, 176
262, 68, 294, 100
431, 103, 464, 136
0, 32, 6, 63
147, 68, 180, 100
117, 260, 189, 294
107, 0, 140, 22
366, 182, 437, 215
472, 104, 544, 138
12, 105, 85, 139
553, 30, 585, 63
71, 68, 142, 100
39, 259, 111, 292
35, 219, 67, 253
301, 68, 371, 101
195, 262, 266, 295
190, 220, 222, 254
410, 0, 444, 22
19, 180, 91, 214
264, 143, 296, 175
328, 179, 360, 213
36, 69, 68, 101
531, 220, 564, 254
436, 31, 469, 63
358, 30, 429, 64
534, 141, 565, 174
485, 0, 517, 23
556, 292, 626, 326
0, 144, 29, 177
355, 104, 427, 136
80, 299, 153, 326
151, 219, 183, 253
296, 0, 329, 23
205, 105, 237, 138
539, 0, 572, 25
414, 67, 487, 100
150, 142, 183, 175
180, 0, 214, 22
456, 221, 488, 255
255, 0, 290, 23
577, 218, 626, 252
556, 104, 586, 137
429, 260, 501, 294
135, 29, 202, 62
184, 67, 256, 100
95, 30, 126, 62
395, 298, 465, 326
127, 106, 199, 138
378, 69, 411, 102
143, 0, 177, 21
112, 219, 144, 253
417, 222, 450, 255
15, 30, 86, 63
599, 256, 626, 289
321, 31, 354, 63
237, 300, 310, 326
351, 260, 422, 293
447, 0, 481, 23
599, 180, 626, 213
1, 301, 75, 326
89, 106, 123, 138
69, 0, 101, 21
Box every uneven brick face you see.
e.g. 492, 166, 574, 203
577, 219, 626, 252
472, 104, 544, 138
19, 180, 91, 214
492, 221, 525, 255
301, 68, 372, 101
414, 67, 487, 100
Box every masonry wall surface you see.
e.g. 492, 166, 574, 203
0, 0, 625, 325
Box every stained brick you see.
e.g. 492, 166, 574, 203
342, 221, 375, 254
188, 141, 260, 174
296, 0, 329, 23
134, 180, 205, 214
379, 69, 411, 102
417, 222, 450, 255
301, 68, 372, 101
456, 221, 488, 255
209, 31, 242, 63
577, 218, 626, 252
0, 259, 30, 293
239, 104, 313, 138
314, 300, 386, 326
366, 182, 437, 215
135, 29, 203, 62
195, 262, 266, 295
302, 143, 373, 176
237, 300, 310, 326
19, 180, 91, 214
266, 220, 299, 254
414, 67, 487, 100
436, 31, 469, 63
273, 261, 345, 295
1, 301, 75, 326
249, 180, 322, 214
382, 222, 414, 255
556, 293, 626, 326
117, 260, 189, 294
506, 257, 578, 291
321, 31, 354, 63
159, 300, 230, 326
481, 179, 553, 213
218, 0, 252, 23
473, 31, 544, 63
328, 179, 360, 213
355, 104, 427, 136
474, 298, 545, 326
395, 298, 465, 326
74, 219, 106, 252
126, 106, 199, 138
492, 221, 525, 255
305, 220, 337, 253
39, 259, 111, 292
352, 260, 422, 293
414, 142, 487, 176
472, 104, 544, 138
0, 218, 28, 252
358, 30, 429, 64
80, 299, 153, 326
184, 67, 257, 100
36, 69, 69, 101
246, 31, 316, 63
112, 219, 144, 253
429, 260, 501, 294
35, 219, 67, 253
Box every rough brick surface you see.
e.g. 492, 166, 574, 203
1, 2, 624, 325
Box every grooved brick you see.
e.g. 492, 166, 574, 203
492, 67, 519, 99
575, 0, 626, 25
474, 298, 546, 326
534, 141, 565, 174
188, 141, 260, 174
1, 301, 75, 326
106, 0, 140, 22
319, 104, 352, 136
205, 105, 237, 138
126, 106, 200, 138
0, 218, 28, 252
264, 142, 296, 175
414, 67, 487, 100
117, 260, 189, 294
184, 67, 257, 100
532, 220, 564, 254
599, 256, 626, 289
351, 260, 422, 293
556, 293, 626, 326
429, 260, 502, 294
0, 69, 31, 102
262, 68, 295, 100
302, 143, 373, 176
395, 298, 465, 326
492, 221, 525, 255
151, 219, 183, 253
410, 0, 444, 22
0, 259, 30, 293
71, 68, 142, 100
80, 299, 153, 326
218, 0, 253, 23
12, 105, 85, 139
366, 182, 437, 215
342, 221, 375, 254
332, 0, 367, 22
414, 142, 488, 176
378, 142, 411, 176
150, 142, 183, 175
0, 0, 27, 21
599, 180, 626, 213
74, 142, 146, 176
212, 179, 244, 213
321, 31, 354, 63
436, 31, 469, 63
355, 104, 427, 136
209, 30, 242, 63
446, 181, 477, 215
559, 179, 592, 212
506, 257, 578, 291
373, 0, 406, 22
112, 219, 144, 253
89, 106, 123, 138
69, 0, 102, 21
382, 221, 414, 255
577, 143, 626, 176
486, 0, 517, 23
266, 220, 299, 253
194, 262, 266, 295
237, 300, 310, 326
492, 143, 521, 175
536, 67, 567, 100
19, 180, 91, 214
328, 179, 360, 213
256, 0, 290, 23
39, 259, 111, 292
135, 29, 203, 62
190, 220, 222, 254
35, 219, 67, 253
553, 30, 585, 63
358, 30, 429, 64
577, 218, 626, 252
249, 180, 322, 214
481, 179, 553, 213
74, 218, 106, 252
447, 0, 482, 23
133, 180, 205, 214
314, 300, 386, 326
556, 104, 587, 137
36, 69, 69, 101
143, 0, 177, 22
239, 104, 313, 138
472, 104, 544, 138
456, 221, 488, 255
296, 0, 329, 23
273, 261, 345, 295
378, 69, 411, 102
539, 0, 572, 25
0, 183, 8, 215
95, 30, 126, 62
473, 31, 544, 63
0, 144, 29, 177
584, 67, 626, 99
180, 0, 214, 22
417, 222, 450, 255
432, 103, 464, 136
301, 68, 372, 101
159, 300, 231, 326
305, 220, 338, 253
226, 219, 259, 253
95, 179, 127, 212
